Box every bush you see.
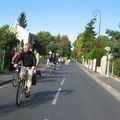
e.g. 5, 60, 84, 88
114, 58, 120, 77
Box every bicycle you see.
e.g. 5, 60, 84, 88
12, 66, 20, 87
48, 62, 56, 73
16, 66, 29, 106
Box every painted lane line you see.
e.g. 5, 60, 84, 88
52, 88, 61, 105
44, 119, 49, 120
61, 78, 65, 85
0, 84, 9, 89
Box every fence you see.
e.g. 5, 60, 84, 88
83, 56, 108, 75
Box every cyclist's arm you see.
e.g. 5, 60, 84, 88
14, 53, 23, 68
32, 54, 36, 72
12, 52, 19, 62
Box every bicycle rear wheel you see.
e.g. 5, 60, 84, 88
16, 80, 24, 106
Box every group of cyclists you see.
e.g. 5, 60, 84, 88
11, 42, 70, 106
11, 43, 58, 98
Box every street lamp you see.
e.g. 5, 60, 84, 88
92, 10, 102, 72
92, 10, 101, 37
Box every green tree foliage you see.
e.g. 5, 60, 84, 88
90, 36, 109, 59
73, 20, 96, 61
111, 42, 120, 58
106, 29, 120, 42
0, 25, 19, 70
113, 58, 120, 77
0, 25, 19, 50
73, 33, 84, 61
106, 29, 120, 77
59, 35, 71, 57
106, 29, 120, 58
34, 31, 71, 57
73, 20, 110, 62
17, 12, 27, 28
35, 31, 55, 55
82, 19, 96, 58
20, 39, 24, 48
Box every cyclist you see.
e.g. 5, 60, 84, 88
14, 43, 36, 97
12, 47, 23, 64
34, 49, 41, 77
34, 49, 40, 67
12, 47, 23, 74
49, 49, 56, 70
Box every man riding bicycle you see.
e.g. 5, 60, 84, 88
49, 49, 57, 70
14, 43, 36, 97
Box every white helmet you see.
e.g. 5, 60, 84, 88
49, 51, 52, 55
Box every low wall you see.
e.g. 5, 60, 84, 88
84, 56, 107, 75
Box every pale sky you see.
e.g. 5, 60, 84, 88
0, 0, 120, 43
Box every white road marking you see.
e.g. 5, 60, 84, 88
44, 119, 49, 120
61, 78, 65, 85
0, 84, 9, 89
52, 88, 61, 105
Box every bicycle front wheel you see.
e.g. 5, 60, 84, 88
12, 71, 19, 87
16, 80, 24, 106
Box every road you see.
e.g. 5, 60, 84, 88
0, 62, 120, 120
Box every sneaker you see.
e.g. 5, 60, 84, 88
25, 91, 31, 98
25, 86, 28, 91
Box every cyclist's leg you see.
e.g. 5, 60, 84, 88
51, 62, 54, 71
26, 68, 33, 93
19, 67, 25, 80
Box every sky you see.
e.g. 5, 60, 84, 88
0, 0, 120, 43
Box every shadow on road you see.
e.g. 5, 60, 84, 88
0, 89, 74, 117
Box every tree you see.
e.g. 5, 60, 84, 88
106, 29, 120, 76
58, 35, 71, 57
73, 19, 96, 62
83, 19, 96, 58
106, 29, 120, 42
0, 25, 19, 71
0, 25, 19, 50
20, 39, 24, 48
35, 31, 55, 55
17, 12, 27, 28
89, 35, 109, 59
73, 33, 84, 62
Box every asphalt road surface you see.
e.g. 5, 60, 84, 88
0, 62, 120, 120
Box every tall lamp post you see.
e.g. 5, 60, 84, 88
92, 10, 102, 72
92, 10, 101, 37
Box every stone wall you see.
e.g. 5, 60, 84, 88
84, 56, 107, 75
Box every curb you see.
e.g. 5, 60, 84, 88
0, 66, 46, 87
0, 79, 12, 86
76, 62, 120, 102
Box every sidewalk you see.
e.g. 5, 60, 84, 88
77, 62, 120, 102
0, 73, 13, 86
0, 64, 50, 86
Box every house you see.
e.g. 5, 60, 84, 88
10, 21, 34, 45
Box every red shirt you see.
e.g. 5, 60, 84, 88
12, 51, 20, 62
